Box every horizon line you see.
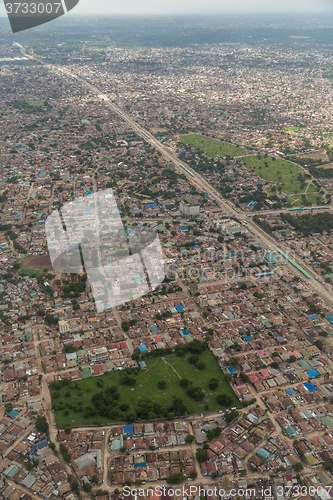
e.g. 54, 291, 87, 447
1, 11, 333, 18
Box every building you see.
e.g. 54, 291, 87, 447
263, 250, 276, 264
59, 320, 70, 335
179, 201, 200, 216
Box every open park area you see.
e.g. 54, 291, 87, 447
50, 348, 239, 427
180, 134, 246, 157
241, 155, 324, 204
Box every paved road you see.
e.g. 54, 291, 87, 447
15, 44, 333, 314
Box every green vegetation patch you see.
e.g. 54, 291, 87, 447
306, 193, 325, 205
51, 350, 239, 427
8, 100, 52, 113
241, 155, 304, 184
287, 193, 325, 207
282, 182, 309, 195
284, 126, 306, 132
282, 212, 333, 236
19, 268, 44, 280
180, 134, 245, 157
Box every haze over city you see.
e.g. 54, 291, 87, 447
1, 0, 333, 17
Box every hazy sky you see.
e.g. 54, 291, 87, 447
58, 0, 333, 15
1, 0, 333, 16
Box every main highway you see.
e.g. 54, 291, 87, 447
15, 43, 333, 312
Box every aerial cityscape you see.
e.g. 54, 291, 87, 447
2, 10, 333, 500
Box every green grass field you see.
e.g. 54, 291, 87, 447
306, 193, 325, 205
307, 184, 319, 193
241, 156, 304, 184
284, 126, 306, 132
288, 193, 325, 207
8, 100, 51, 113
180, 134, 245, 157
282, 182, 308, 195
51, 351, 239, 427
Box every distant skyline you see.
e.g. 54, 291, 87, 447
1, 0, 333, 17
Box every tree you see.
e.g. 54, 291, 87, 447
208, 378, 219, 390
91, 475, 99, 484
157, 381, 167, 390
190, 470, 198, 479
120, 375, 136, 386
315, 340, 323, 350
185, 434, 195, 444
5, 403, 13, 413
240, 372, 250, 383
70, 480, 79, 491
84, 483, 92, 492
166, 473, 185, 484
196, 448, 208, 462
294, 462, 303, 472
216, 394, 233, 406
35, 416, 49, 434
225, 409, 239, 423
64, 426, 72, 434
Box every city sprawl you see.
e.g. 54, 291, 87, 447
1, 13, 333, 500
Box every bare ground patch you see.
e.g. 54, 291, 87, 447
21, 254, 53, 271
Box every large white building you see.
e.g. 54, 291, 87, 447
180, 201, 200, 216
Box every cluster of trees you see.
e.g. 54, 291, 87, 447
61, 275, 87, 298
132, 339, 206, 362
91, 386, 121, 419
9, 99, 52, 113
175, 339, 206, 356
60, 443, 71, 462
121, 319, 137, 332
196, 447, 208, 462
35, 416, 49, 434
132, 346, 173, 361
216, 394, 234, 407
282, 212, 333, 237
50, 378, 71, 390
208, 378, 219, 390
179, 379, 204, 401
225, 409, 240, 422
166, 473, 186, 484
136, 395, 188, 421
45, 315, 59, 325
188, 354, 206, 370
207, 426, 222, 440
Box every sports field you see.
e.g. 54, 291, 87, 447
51, 351, 239, 427
180, 134, 245, 157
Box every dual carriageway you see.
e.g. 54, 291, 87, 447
15, 43, 333, 310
